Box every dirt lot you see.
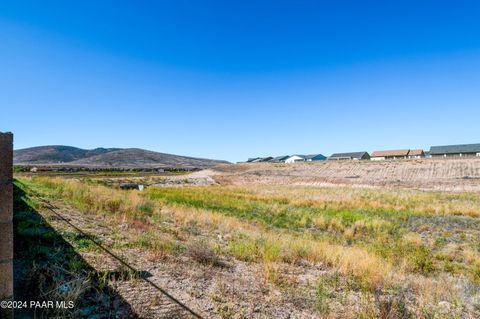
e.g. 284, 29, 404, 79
212, 158, 480, 192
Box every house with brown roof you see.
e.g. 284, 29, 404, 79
371, 149, 425, 160
407, 149, 425, 159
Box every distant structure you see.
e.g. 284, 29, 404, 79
243, 143, 480, 163
119, 183, 144, 190
371, 150, 410, 160
284, 155, 305, 163
429, 143, 480, 158
328, 152, 370, 160
284, 154, 326, 163
301, 154, 327, 161
242, 143, 480, 163
269, 155, 290, 163
407, 149, 425, 159
246, 157, 273, 163
245, 154, 326, 164
371, 149, 425, 161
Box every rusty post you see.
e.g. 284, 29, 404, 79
0, 132, 13, 319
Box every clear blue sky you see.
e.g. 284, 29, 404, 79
1, 1, 479, 162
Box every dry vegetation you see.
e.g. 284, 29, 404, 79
15, 160, 480, 318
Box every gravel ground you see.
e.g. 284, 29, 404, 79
38, 200, 325, 318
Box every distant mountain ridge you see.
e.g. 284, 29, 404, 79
14, 145, 229, 169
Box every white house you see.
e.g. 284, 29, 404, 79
284, 155, 305, 163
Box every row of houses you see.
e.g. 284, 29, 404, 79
247, 154, 327, 163
245, 143, 480, 163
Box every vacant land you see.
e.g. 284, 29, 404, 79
215, 158, 480, 192
13, 159, 480, 318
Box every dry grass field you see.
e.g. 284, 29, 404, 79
13, 158, 480, 318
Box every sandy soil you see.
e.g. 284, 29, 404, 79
208, 158, 480, 192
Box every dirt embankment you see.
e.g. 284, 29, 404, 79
209, 158, 480, 192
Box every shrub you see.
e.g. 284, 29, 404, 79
187, 241, 225, 267
136, 200, 155, 215
409, 246, 435, 274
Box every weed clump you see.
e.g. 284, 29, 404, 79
187, 241, 226, 267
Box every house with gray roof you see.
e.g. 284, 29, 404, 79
328, 152, 370, 160
300, 154, 327, 161
269, 155, 290, 163
283, 154, 326, 163
429, 143, 480, 158
247, 157, 274, 163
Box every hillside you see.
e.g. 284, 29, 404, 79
14, 145, 229, 169
13, 145, 120, 164
212, 158, 480, 192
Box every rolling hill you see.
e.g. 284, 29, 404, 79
14, 145, 229, 169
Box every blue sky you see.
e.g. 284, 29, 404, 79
1, 1, 479, 162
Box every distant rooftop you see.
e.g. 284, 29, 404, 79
430, 143, 480, 155
297, 154, 326, 160
271, 155, 290, 161
329, 152, 369, 159
408, 149, 424, 156
371, 150, 410, 157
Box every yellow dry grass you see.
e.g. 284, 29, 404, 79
20, 175, 479, 318
25, 176, 393, 288
207, 184, 480, 217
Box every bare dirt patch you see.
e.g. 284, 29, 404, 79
211, 158, 480, 192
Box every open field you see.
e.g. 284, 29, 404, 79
13, 159, 480, 318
